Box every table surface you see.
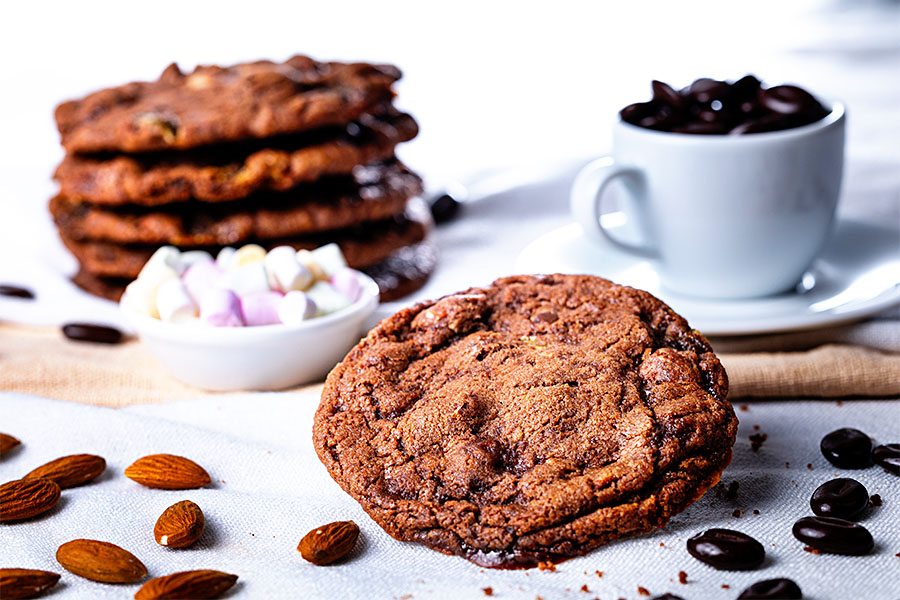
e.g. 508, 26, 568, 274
1, 2, 899, 599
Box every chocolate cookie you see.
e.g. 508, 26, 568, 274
73, 238, 436, 303
51, 161, 422, 245
55, 56, 400, 153
313, 274, 736, 568
60, 199, 431, 279
54, 111, 418, 205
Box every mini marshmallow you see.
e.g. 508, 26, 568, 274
265, 246, 313, 292
295, 249, 327, 282
182, 259, 223, 304
305, 281, 352, 315
123, 279, 160, 319
138, 246, 180, 288
156, 277, 197, 323
330, 267, 362, 303
216, 247, 237, 271
232, 244, 267, 268
178, 250, 214, 273
240, 290, 284, 326
277, 290, 318, 325
310, 243, 347, 278
219, 262, 270, 297
199, 288, 245, 327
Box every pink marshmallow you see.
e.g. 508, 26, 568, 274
330, 267, 362, 303
240, 291, 284, 326
199, 288, 245, 327
183, 259, 223, 304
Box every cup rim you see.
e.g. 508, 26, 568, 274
616, 101, 845, 143
120, 271, 380, 344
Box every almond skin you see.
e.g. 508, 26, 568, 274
298, 520, 360, 565
0, 433, 20, 456
0, 478, 61, 522
24, 454, 106, 488
56, 539, 147, 583
124, 454, 211, 490
154, 500, 205, 548
134, 570, 238, 600
0, 568, 61, 599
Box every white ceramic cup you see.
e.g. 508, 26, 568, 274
571, 103, 845, 298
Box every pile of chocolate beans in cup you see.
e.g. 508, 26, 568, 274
620, 75, 830, 135
663, 428, 898, 600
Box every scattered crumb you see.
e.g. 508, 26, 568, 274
836, 400, 843, 406
807, 463, 813, 470
659, 542, 665, 547
678, 570, 688, 584
398, 595, 413, 600
596, 570, 604, 578
804, 546, 822, 555
749, 433, 767, 451
482, 587, 493, 596
219, 479, 226, 484
538, 561, 556, 572
752, 424, 760, 431
637, 587, 650, 596
870, 494, 883, 507
785, 462, 791, 469
250, 533, 255, 536
721, 584, 730, 589
753, 509, 760, 515
725, 481, 740, 500
732, 509, 742, 518
896, 552, 900, 558
739, 404, 749, 412
581, 584, 590, 593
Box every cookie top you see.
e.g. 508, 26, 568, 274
54, 110, 418, 205
50, 161, 423, 245
314, 274, 736, 567
55, 56, 400, 153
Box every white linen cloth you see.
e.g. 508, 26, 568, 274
1, 391, 898, 599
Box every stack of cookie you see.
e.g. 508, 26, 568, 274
50, 55, 435, 301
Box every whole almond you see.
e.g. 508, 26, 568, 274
24, 454, 106, 488
0, 433, 20, 456
0, 568, 61, 599
0, 478, 61, 522
134, 570, 238, 600
125, 454, 211, 490
56, 539, 147, 583
297, 520, 360, 565
154, 500, 205, 548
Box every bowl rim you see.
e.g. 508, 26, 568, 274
120, 271, 380, 344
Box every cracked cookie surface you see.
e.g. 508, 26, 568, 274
313, 274, 736, 568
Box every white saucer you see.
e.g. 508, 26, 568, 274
515, 214, 900, 336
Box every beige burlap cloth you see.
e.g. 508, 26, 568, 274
0, 323, 897, 407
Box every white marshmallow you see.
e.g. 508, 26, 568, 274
216, 247, 237, 271
138, 246, 180, 288
295, 249, 327, 282
305, 281, 352, 315
265, 246, 313, 292
330, 267, 362, 303
122, 279, 160, 319
218, 261, 270, 297
156, 277, 197, 323
310, 243, 348, 278
277, 290, 317, 325
199, 288, 244, 327
232, 244, 267, 268
178, 250, 214, 273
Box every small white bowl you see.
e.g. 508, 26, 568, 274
120, 273, 379, 391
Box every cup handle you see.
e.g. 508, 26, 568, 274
570, 157, 657, 258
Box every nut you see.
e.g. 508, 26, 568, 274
154, 500, 205, 548
0, 433, 20, 456
134, 570, 238, 600
297, 520, 360, 565
56, 539, 147, 583
124, 454, 211, 489
0, 478, 61, 522
0, 568, 60, 599
24, 454, 106, 488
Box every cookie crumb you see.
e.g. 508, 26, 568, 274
721, 584, 730, 589
836, 400, 843, 406
482, 587, 493, 596
753, 509, 760, 515
803, 546, 821, 555
749, 433, 767, 451
785, 461, 791, 469
581, 584, 590, 592
538, 561, 556, 572
637, 586, 650, 596
678, 570, 688, 584
659, 542, 665, 547
595, 570, 604, 578
870, 494, 883, 507
752, 425, 760, 431
807, 463, 813, 470
739, 404, 749, 412
732, 509, 742, 518
725, 481, 740, 500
